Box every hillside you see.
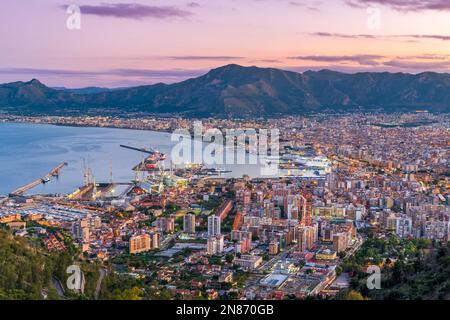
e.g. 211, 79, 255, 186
0, 227, 103, 300
0, 64, 449, 117
338, 235, 450, 300
0, 228, 62, 299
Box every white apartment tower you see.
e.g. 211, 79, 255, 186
208, 215, 221, 236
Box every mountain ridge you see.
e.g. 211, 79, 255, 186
0, 64, 449, 117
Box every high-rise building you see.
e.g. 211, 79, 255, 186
231, 230, 252, 242
333, 233, 348, 252
92, 216, 102, 229
150, 232, 159, 249
422, 220, 448, 241
269, 241, 279, 255
72, 218, 90, 252
156, 217, 175, 234
300, 192, 313, 226
235, 237, 251, 254
207, 235, 224, 255
385, 214, 397, 231
236, 190, 251, 207
395, 216, 412, 238
208, 215, 221, 236
447, 220, 450, 242
295, 224, 317, 252
284, 195, 300, 220
129, 234, 151, 254
183, 214, 196, 234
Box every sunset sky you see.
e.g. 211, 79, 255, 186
1, 0, 450, 87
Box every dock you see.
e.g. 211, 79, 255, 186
68, 182, 119, 201
10, 162, 68, 196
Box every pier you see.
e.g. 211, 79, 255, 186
10, 162, 68, 196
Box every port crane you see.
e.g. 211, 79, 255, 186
119, 145, 166, 160
120, 144, 166, 171
120, 144, 168, 194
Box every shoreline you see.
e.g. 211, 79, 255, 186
0, 119, 174, 135
0, 122, 176, 196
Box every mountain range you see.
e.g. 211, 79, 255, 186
51, 86, 115, 95
0, 64, 449, 117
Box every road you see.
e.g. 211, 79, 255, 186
95, 268, 107, 300
52, 276, 67, 300
160, 232, 179, 250
343, 234, 364, 260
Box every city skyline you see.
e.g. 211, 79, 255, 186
1, 112, 448, 301
1, 0, 450, 87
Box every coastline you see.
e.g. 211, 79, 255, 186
0, 122, 181, 196
0, 119, 174, 135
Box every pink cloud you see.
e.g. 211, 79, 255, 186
346, 0, 450, 11
67, 3, 192, 20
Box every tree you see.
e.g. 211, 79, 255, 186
114, 287, 143, 300
346, 290, 365, 300
225, 254, 234, 263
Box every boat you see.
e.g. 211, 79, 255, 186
215, 168, 232, 174
205, 168, 232, 175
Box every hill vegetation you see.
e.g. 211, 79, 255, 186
337, 234, 450, 300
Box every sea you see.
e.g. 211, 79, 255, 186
0, 122, 263, 195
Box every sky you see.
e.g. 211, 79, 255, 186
0, 0, 450, 87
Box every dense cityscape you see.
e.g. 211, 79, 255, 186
1, 112, 448, 300
1, 0, 450, 309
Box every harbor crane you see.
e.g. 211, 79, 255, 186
119, 144, 166, 160
119, 144, 170, 194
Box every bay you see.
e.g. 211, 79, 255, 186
0, 122, 262, 195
